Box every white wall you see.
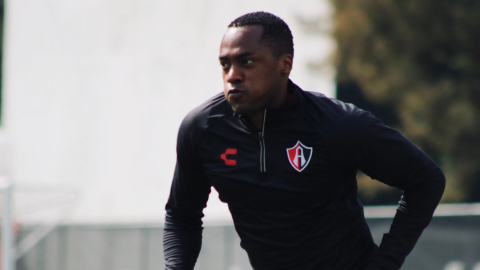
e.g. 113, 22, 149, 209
3, 0, 335, 224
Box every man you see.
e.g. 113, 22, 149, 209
163, 11, 445, 270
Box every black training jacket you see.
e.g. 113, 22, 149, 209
163, 80, 445, 270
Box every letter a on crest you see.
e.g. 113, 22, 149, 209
286, 141, 313, 172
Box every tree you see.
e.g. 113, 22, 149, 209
330, 0, 480, 202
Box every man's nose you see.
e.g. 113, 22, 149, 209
226, 65, 243, 84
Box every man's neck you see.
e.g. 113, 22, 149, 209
248, 111, 265, 130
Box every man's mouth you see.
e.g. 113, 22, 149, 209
228, 89, 245, 98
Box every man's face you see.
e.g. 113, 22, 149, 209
219, 26, 289, 117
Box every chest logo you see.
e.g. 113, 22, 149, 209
287, 141, 313, 172
221, 148, 237, 166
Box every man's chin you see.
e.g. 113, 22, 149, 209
231, 107, 246, 116
230, 104, 250, 116
230, 105, 262, 117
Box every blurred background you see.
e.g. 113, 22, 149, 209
0, 0, 479, 269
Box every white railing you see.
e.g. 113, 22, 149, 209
0, 179, 82, 270
1, 177, 14, 270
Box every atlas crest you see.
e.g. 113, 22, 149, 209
286, 141, 313, 172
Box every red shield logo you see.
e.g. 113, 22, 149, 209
286, 141, 313, 172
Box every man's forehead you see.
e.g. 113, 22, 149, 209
225, 25, 263, 37
221, 25, 263, 47
219, 25, 265, 57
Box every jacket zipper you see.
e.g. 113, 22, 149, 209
259, 110, 267, 172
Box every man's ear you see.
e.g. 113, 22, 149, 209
280, 55, 293, 75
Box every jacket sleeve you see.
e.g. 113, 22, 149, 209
163, 116, 211, 270
342, 109, 446, 270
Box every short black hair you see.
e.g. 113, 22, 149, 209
228, 11, 294, 58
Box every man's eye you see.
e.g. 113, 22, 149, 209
244, 59, 253, 65
220, 62, 230, 69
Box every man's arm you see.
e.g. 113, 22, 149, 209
163, 117, 211, 270
344, 109, 446, 270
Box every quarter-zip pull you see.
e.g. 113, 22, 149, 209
259, 110, 267, 172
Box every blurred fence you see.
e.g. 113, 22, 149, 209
14, 212, 480, 270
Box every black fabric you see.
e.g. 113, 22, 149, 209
163, 80, 445, 270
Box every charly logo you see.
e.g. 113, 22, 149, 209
286, 141, 313, 172
221, 148, 237, 166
